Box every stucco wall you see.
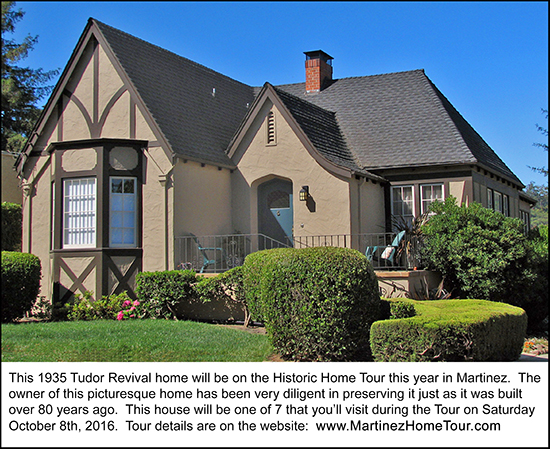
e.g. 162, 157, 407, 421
172, 159, 233, 238
1, 152, 22, 204
232, 101, 354, 239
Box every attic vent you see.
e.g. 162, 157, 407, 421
266, 111, 276, 145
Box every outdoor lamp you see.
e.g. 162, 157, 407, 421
299, 186, 309, 201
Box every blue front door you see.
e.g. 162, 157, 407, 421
258, 179, 293, 246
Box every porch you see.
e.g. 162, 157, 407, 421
174, 232, 422, 274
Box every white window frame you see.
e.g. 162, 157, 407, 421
420, 183, 444, 215
391, 185, 415, 226
110, 176, 137, 248
63, 177, 97, 248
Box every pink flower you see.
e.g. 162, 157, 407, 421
130, 307, 135, 311
117, 311, 124, 321
133, 300, 140, 306
123, 300, 131, 307
130, 314, 135, 318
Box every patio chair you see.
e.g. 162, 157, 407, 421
379, 230, 406, 266
189, 233, 224, 273
365, 245, 379, 263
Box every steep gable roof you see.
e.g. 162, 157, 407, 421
93, 20, 255, 167
276, 70, 523, 186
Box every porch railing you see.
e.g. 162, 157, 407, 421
174, 232, 421, 273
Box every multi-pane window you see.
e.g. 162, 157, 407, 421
110, 177, 137, 247
494, 191, 503, 213
392, 186, 414, 226
63, 178, 96, 248
420, 183, 443, 214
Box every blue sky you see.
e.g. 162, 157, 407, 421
9, 1, 549, 187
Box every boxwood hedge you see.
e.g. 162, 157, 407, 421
370, 298, 527, 362
242, 246, 380, 361
1, 251, 42, 322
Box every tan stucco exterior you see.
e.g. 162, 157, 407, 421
231, 99, 385, 243
1, 152, 22, 204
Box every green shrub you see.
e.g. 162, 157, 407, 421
1, 202, 22, 251
370, 298, 527, 362
135, 270, 198, 319
420, 197, 530, 302
194, 266, 249, 323
1, 251, 41, 322
521, 225, 549, 331
66, 291, 132, 321
389, 301, 416, 319
242, 246, 381, 361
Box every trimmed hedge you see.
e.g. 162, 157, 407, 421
1, 251, 42, 322
135, 270, 198, 319
242, 246, 381, 361
1, 202, 22, 251
370, 298, 527, 362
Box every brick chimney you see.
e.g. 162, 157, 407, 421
304, 50, 333, 93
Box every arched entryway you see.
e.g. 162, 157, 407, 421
257, 178, 293, 246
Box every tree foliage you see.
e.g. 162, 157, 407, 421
420, 197, 530, 303
1, 1, 58, 153
525, 108, 548, 227
420, 197, 547, 331
525, 181, 548, 227
529, 108, 548, 177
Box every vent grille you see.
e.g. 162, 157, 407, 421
267, 111, 276, 144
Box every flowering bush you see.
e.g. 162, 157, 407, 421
117, 299, 146, 321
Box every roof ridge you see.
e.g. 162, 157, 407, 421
91, 18, 252, 89
274, 68, 426, 90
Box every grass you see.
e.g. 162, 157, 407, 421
1, 319, 274, 362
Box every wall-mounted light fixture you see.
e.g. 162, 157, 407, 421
299, 186, 309, 201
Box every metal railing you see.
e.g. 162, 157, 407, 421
174, 233, 290, 273
174, 232, 421, 273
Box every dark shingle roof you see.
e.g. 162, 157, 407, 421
272, 86, 368, 175
276, 70, 522, 184
94, 19, 520, 184
94, 19, 255, 167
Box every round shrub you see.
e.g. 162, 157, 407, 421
1, 251, 42, 322
1, 202, 22, 251
242, 246, 381, 361
135, 270, 198, 319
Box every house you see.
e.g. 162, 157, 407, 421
2, 151, 22, 204
15, 18, 534, 307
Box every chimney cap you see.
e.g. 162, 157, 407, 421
304, 50, 334, 63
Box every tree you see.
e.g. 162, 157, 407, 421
525, 109, 549, 226
529, 108, 548, 177
1, 1, 58, 153
525, 181, 548, 227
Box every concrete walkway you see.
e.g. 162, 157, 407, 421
518, 353, 548, 362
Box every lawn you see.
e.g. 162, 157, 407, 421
1, 319, 274, 362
